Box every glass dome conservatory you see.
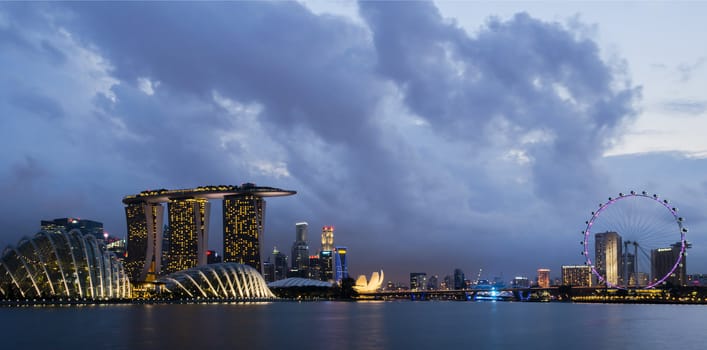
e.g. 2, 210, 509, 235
157, 262, 274, 300
0, 230, 131, 300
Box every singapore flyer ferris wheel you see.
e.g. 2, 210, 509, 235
581, 191, 688, 289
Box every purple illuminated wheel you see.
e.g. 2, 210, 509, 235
581, 191, 687, 289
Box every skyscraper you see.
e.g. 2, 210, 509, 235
410, 272, 427, 291
321, 226, 334, 252
125, 202, 164, 282
651, 241, 688, 286
223, 194, 265, 272
453, 268, 465, 290
319, 250, 334, 282
561, 265, 592, 287
595, 231, 622, 286
290, 222, 309, 277
537, 268, 550, 288
262, 257, 275, 283
166, 198, 210, 274
427, 275, 439, 290
511, 276, 530, 288
272, 247, 288, 281
308, 255, 321, 280
334, 246, 348, 283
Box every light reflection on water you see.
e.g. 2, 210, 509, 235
1, 301, 705, 349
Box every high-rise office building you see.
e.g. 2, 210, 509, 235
595, 231, 622, 285
561, 265, 592, 287
453, 268, 465, 290
321, 226, 334, 252
262, 258, 275, 283
223, 194, 265, 272
290, 222, 309, 277
272, 247, 288, 281
125, 202, 165, 282
334, 246, 348, 283
537, 268, 550, 288
166, 198, 210, 274
442, 275, 453, 290
410, 272, 427, 291
511, 276, 530, 288
308, 255, 322, 280
427, 275, 439, 290
41, 218, 105, 240
651, 241, 688, 286
319, 250, 334, 282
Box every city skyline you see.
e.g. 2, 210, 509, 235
2, 2, 707, 284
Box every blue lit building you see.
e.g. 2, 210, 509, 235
334, 246, 348, 283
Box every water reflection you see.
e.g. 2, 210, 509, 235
2, 302, 706, 349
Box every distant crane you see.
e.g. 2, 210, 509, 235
475, 268, 483, 284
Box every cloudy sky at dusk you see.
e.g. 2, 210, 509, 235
2, 1, 706, 284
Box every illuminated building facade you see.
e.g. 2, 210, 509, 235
537, 269, 550, 288
321, 226, 334, 252
122, 184, 295, 283
595, 231, 622, 285
41, 218, 105, 240
651, 242, 688, 286
223, 194, 265, 271
262, 258, 275, 282
334, 246, 348, 283
272, 247, 288, 281
166, 198, 210, 274
410, 272, 427, 291
125, 202, 164, 282
319, 251, 334, 282
561, 265, 592, 287
290, 222, 309, 278
511, 276, 530, 288
308, 255, 321, 280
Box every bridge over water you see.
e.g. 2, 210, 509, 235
358, 287, 559, 301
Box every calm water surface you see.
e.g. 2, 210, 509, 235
1, 301, 704, 349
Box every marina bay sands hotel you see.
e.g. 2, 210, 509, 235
122, 183, 295, 283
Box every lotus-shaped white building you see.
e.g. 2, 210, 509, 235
354, 270, 384, 293
0, 230, 131, 300
157, 262, 274, 299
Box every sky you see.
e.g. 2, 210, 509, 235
1, 1, 706, 284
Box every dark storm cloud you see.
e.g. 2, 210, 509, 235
359, 2, 639, 202
0, 1, 644, 281
61, 2, 423, 235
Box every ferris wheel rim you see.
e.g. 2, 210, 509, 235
582, 191, 687, 289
